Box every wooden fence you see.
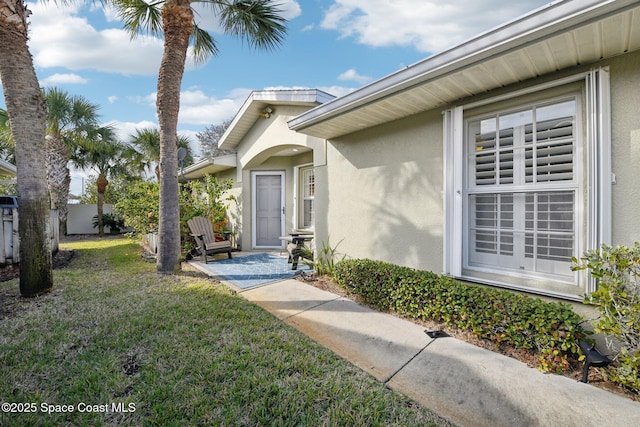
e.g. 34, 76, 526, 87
0, 208, 59, 264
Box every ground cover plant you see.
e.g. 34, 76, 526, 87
333, 259, 587, 374
0, 237, 449, 426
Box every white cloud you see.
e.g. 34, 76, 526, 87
29, 3, 164, 76
107, 96, 118, 104
178, 89, 245, 125
337, 68, 372, 85
40, 73, 89, 86
320, 0, 549, 53
104, 120, 157, 141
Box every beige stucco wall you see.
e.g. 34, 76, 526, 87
319, 49, 640, 282
323, 109, 444, 272
609, 51, 640, 245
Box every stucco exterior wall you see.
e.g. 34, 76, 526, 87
67, 204, 114, 235
609, 51, 640, 245
324, 109, 444, 272
320, 49, 640, 280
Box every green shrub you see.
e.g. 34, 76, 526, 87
573, 243, 640, 392
312, 238, 346, 276
333, 259, 586, 373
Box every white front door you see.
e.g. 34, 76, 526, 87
252, 171, 285, 248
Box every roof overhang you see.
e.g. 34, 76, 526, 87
289, 0, 640, 139
218, 89, 335, 152
0, 159, 17, 177
180, 154, 237, 181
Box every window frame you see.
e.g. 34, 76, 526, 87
443, 68, 612, 300
293, 163, 315, 231
462, 95, 583, 285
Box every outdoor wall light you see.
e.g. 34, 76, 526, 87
260, 106, 274, 119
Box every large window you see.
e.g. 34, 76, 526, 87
444, 69, 612, 298
465, 99, 579, 283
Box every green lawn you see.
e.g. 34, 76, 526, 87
0, 237, 451, 426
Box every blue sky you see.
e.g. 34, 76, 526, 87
1, 0, 551, 195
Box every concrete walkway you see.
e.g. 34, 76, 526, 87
236, 279, 640, 427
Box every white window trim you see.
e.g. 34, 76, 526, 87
443, 68, 612, 298
293, 163, 314, 231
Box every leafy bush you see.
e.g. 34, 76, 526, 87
113, 176, 234, 254
573, 243, 640, 391
333, 259, 586, 373
92, 213, 126, 234
114, 181, 159, 235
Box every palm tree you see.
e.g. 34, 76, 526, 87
112, 0, 287, 272
45, 87, 100, 236
125, 127, 193, 181
0, 1, 53, 296
73, 125, 126, 236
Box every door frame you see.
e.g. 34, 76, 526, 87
251, 171, 285, 249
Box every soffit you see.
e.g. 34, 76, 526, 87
289, 0, 640, 139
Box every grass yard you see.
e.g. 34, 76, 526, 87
0, 237, 450, 426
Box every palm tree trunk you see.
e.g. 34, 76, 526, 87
46, 135, 71, 235
0, 1, 53, 296
96, 173, 108, 237
156, 0, 193, 272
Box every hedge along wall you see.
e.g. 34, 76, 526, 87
332, 259, 587, 373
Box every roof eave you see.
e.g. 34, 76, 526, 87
289, 0, 638, 136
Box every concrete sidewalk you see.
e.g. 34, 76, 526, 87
239, 279, 640, 427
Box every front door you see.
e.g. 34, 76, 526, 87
252, 171, 285, 248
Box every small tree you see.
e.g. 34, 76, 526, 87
197, 118, 234, 158
73, 126, 126, 236
114, 181, 160, 236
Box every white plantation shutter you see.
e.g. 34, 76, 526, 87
467, 98, 577, 281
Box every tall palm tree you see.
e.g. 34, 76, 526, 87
73, 125, 126, 236
0, 1, 53, 296
112, 0, 287, 272
125, 127, 193, 181
45, 87, 100, 236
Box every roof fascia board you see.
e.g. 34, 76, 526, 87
181, 153, 237, 177
0, 158, 17, 176
289, 0, 635, 133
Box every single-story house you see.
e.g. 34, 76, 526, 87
182, 89, 335, 251
188, 0, 640, 301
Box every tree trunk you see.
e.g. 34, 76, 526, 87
156, 0, 193, 272
0, 1, 53, 296
96, 173, 108, 237
46, 134, 71, 234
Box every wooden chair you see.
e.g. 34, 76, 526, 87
187, 217, 232, 263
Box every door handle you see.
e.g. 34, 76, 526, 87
282, 206, 285, 215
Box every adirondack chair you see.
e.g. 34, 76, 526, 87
187, 217, 232, 263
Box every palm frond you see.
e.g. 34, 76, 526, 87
111, 0, 164, 39
191, 24, 219, 63
218, 0, 287, 51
